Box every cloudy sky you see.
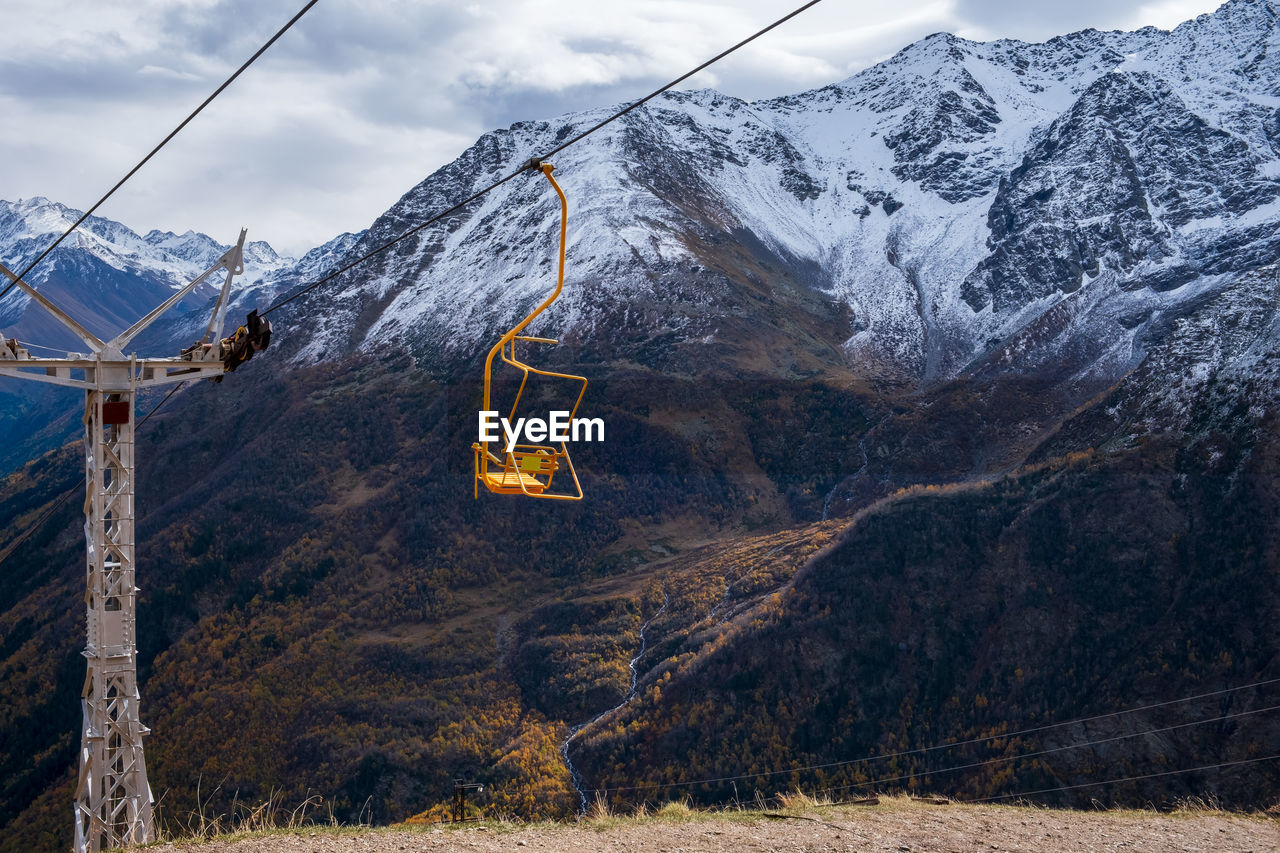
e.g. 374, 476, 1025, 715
0, 0, 1225, 257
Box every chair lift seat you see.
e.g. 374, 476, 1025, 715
482, 447, 558, 494
483, 471, 546, 493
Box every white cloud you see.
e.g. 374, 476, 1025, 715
1124, 0, 1225, 31
950, 0, 1223, 42
0, 0, 1230, 258
137, 65, 204, 81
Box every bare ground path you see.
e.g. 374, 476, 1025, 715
154, 797, 1280, 853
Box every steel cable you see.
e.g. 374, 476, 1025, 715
0, 381, 186, 568
260, 0, 826, 316
811, 702, 1280, 797
586, 678, 1280, 794
0, 0, 320, 304
973, 753, 1280, 804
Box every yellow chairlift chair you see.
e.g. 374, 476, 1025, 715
472, 162, 586, 500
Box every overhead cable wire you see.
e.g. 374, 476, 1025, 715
0, 484, 78, 568
261, 0, 826, 317
811, 702, 1280, 797
14, 339, 70, 355
587, 677, 1280, 793
0, 382, 186, 569
535, 0, 824, 164
137, 381, 187, 428
0, 0, 320, 304
972, 753, 1280, 803
261, 169, 529, 316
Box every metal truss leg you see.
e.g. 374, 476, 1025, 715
74, 390, 154, 852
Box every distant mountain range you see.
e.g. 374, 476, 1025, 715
0, 198, 296, 471
0, 196, 289, 347
1, 1, 1278, 850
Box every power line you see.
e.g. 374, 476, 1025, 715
13, 339, 69, 355
0, 0, 829, 558
0, 0, 320, 304
587, 677, 1280, 794
585, 702, 1280, 807
0, 484, 78, 567
973, 753, 1280, 803
813, 702, 1280, 797
261, 0, 826, 317
0, 382, 186, 569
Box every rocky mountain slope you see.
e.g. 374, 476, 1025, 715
1, 1, 1278, 851
259, 0, 1280, 397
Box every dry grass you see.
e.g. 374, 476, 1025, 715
774, 789, 838, 811
584, 793, 615, 822
1169, 794, 1227, 814
151, 788, 1280, 851
578, 794, 699, 829
652, 800, 695, 819
152, 783, 344, 844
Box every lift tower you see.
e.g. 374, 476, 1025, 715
0, 232, 249, 852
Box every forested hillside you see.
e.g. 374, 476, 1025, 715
3, 2, 1280, 850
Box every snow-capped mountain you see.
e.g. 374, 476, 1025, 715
0, 199, 294, 474
6, 5, 1280, 839
0, 197, 290, 350
268, 0, 1279, 403
4, 0, 1277, 462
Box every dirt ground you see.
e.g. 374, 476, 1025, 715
155, 798, 1280, 853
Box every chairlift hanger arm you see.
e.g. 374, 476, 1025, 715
481, 163, 568, 413
0, 262, 106, 353
112, 229, 247, 350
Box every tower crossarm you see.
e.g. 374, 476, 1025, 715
0, 355, 227, 390
112, 229, 247, 351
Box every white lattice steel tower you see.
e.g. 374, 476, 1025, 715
0, 232, 248, 851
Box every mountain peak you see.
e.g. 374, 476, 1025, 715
251, 0, 1280, 393
0, 198, 293, 353
14, 195, 56, 210
1177, 0, 1278, 33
